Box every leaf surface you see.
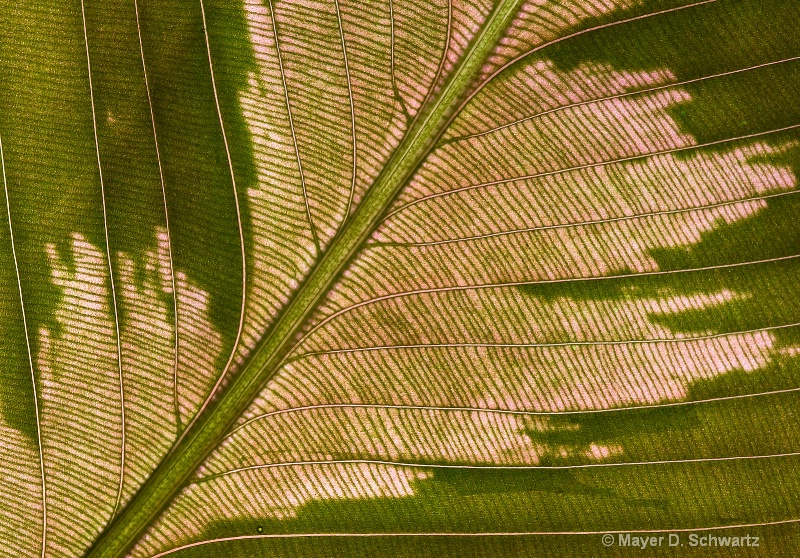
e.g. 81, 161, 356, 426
1, 0, 799, 556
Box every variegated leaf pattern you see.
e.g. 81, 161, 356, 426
1, 0, 800, 556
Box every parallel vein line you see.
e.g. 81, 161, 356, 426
384, 123, 800, 222
134, 0, 181, 432
194, 452, 800, 484
266, 0, 320, 252
333, 0, 358, 218
185, 0, 248, 436
444, 54, 800, 144
370, 188, 800, 248
0, 134, 48, 558
293, 253, 800, 353
147, 517, 800, 558
79, 0, 126, 516
290, 322, 800, 362
226, 387, 800, 439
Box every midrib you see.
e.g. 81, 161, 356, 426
85, 1, 524, 556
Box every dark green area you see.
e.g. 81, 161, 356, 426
0, 0, 260, 442
205, 0, 260, 300
163, 521, 800, 558
83, 0, 167, 255
533, 389, 800, 464
546, 0, 800, 94
521, 258, 800, 339
0, 180, 37, 438
189, 386, 800, 550
82, 0, 175, 340
191, 452, 800, 543
135, 0, 254, 361
0, 0, 110, 439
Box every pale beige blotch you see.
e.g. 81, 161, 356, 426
252, 290, 778, 417
485, 0, 643, 78
174, 270, 224, 426
34, 230, 223, 556
130, 7, 796, 557
230, 0, 330, 371
129, 463, 430, 557
0, 416, 43, 558
38, 234, 122, 556
301, 290, 745, 352
332, 64, 795, 311
203, 407, 625, 478
116, 230, 177, 504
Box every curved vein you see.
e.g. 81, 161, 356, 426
286, 322, 800, 364
418, 0, 453, 115
80, 0, 126, 515
266, 0, 320, 252
1, 135, 48, 557
447, 0, 719, 134
227, 386, 800, 439
290, 321, 800, 363
384, 123, 800, 223
388, 0, 411, 121
370, 188, 800, 248
293, 253, 800, 354
183, 0, 248, 436
444, 55, 800, 145
194, 452, 800, 484
333, 0, 358, 218
147, 518, 800, 558
133, 0, 181, 433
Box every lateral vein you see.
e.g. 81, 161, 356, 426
133, 0, 182, 433
79, 0, 126, 516
0, 135, 48, 558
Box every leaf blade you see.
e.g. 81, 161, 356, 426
85, 1, 525, 555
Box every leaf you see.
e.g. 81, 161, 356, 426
1, 0, 799, 556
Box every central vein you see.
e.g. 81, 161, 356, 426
85, 1, 524, 556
